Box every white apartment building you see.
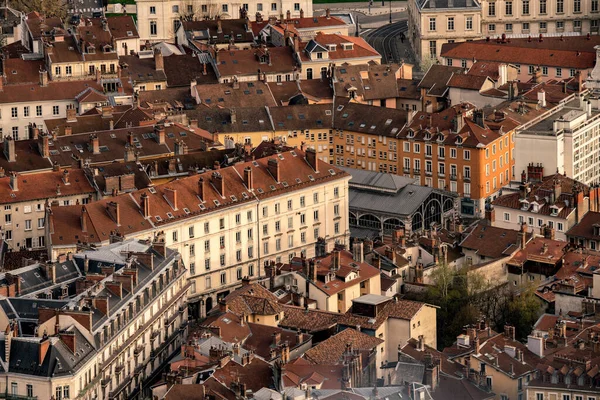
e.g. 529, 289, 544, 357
48, 149, 350, 319
0, 239, 189, 400
136, 0, 313, 42
408, 0, 483, 61
514, 91, 600, 186
480, 0, 600, 37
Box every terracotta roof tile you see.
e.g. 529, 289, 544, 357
304, 328, 382, 365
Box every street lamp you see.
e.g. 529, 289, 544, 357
389, 0, 392, 23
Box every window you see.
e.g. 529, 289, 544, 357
429, 41, 437, 57
54, 66, 61, 76
11, 127, 18, 140
205, 259, 211, 270
236, 249, 242, 262
263, 224, 268, 235
486, 377, 493, 390
262, 206, 268, 217
248, 228, 253, 239
276, 238, 281, 251
11, 107, 17, 118
574, 0, 581, 12
219, 236, 225, 248
190, 262, 195, 275
263, 242, 269, 254
5, 230, 11, 240
149, 6, 156, 13
11, 383, 17, 396
257, 3, 263, 11
488, 1, 496, 15
27, 385, 33, 397
556, 0, 564, 12
539, 0, 546, 13
248, 247, 253, 258
300, 196, 305, 207
523, 22, 530, 31
505, 23, 513, 31
55, 386, 62, 400
557, 222, 564, 231
222, 4, 228, 12
556, 67, 562, 77
464, 150, 471, 160
429, 17, 436, 31
189, 226, 195, 238
334, 187, 339, 198
288, 235, 294, 248
172, 4, 179, 12
220, 254, 226, 267
488, 23, 495, 32
38, 218, 44, 229
247, 210, 253, 222
505, 1, 512, 15
447, 17, 454, 30
205, 276, 211, 289
204, 222, 210, 234
189, 244, 195, 257
271, 2, 277, 10
294, 3, 300, 10
150, 21, 157, 36
504, 213, 510, 221
334, 222, 340, 234
219, 218, 225, 229
220, 271, 226, 284
201, 4, 208, 12
36, 105, 42, 116
593, 0, 599, 11
466, 16, 473, 30
23, 106, 29, 117
542, 66, 548, 75
574, 20, 582, 30
522, 0, 530, 13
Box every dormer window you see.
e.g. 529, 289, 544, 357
424, 132, 431, 141
342, 43, 354, 50
593, 223, 600, 236
316, 52, 323, 59
520, 200, 529, 211
456, 136, 463, 145
531, 202, 540, 213
550, 206, 559, 216
87, 45, 95, 54
407, 129, 414, 138
327, 44, 336, 51
438, 133, 445, 142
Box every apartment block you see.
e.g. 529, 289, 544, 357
47, 149, 350, 319
0, 239, 189, 400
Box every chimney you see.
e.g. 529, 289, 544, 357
527, 335, 544, 358
538, 89, 546, 108
39, 336, 50, 365
352, 241, 364, 263
230, 108, 237, 124
300, 8, 304, 18
3, 136, 16, 162
267, 158, 280, 182
39, 134, 50, 158
534, 67, 543, 84
332, 249, 341, 270
39, 69, 48, 87
305, 147, 319, 172
286, 10, 291, 20
325, 8, 331, 18
243, 166, 253, 190
156, 126, 166, 145
165, 188, 178, 210
124, 144, 135, 162
272, 332, 281, 346
198, 177, 207, 201
154, 48, 164, 71
212, 172, 225, 197
59, 331, 76, 353
9, 171, 17, 191
64, 125, 73, 136
90, 134, 100, 154
31, 124, 40, 140
309, 259, 317, 281
62, 169, 70, 185
81, 207, 88, 232
106, 201, 121, 225
217, 16, 223, 33
66, 105, 77, 123
518, 222, 527, 249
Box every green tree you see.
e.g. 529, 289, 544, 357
10, 0, 67, 19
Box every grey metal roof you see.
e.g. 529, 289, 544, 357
349, 184, 433, 217
418, 0, 481, 9
340, 166, 415, 193
304, 39, 328, 54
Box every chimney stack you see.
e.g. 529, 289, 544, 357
217, 16, 223, 33
90, 134, 100, 154
244, 166, 253, 190
66, 105, 77, 123
141, 192, 151, 218
198, 177, 206, 201
212, 172, 225, 197
154, 48, 164, 71
39, 69, 48, 87
39, 134, 50, 158
267, 158, 280, 182
3, 136, 16, 162
305, 148, 319, 172
156, 126, 166, 145
9, 172, 17, 191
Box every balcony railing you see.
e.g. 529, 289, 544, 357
450, 174, 457, 181
413, 168, 421, 174
0, 395, 38, 400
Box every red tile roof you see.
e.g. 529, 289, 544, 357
304, 328, 382, 365
299, 33, 379, 62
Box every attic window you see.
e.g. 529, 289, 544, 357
385, 119, 393, 125
257, 188, 264, 194
183, 208, 191, 214
325, 110, 332, 115
61, 146, 71, 152
242, 193, 249, 199
149, 187, 157, 194
295, 178, 301, 183
155, 216, 162, 221
230, 195, 238, 202
257, 89, 264, 94
270, 185, 276, 191
290, 151, 297, 157
99, 146, 110, 152
391, 128, 399, 134
308, 175, 315, 181
166, 212, 174, 219
278, 154, 284, 160
336, 105, 344, 111
142, 133, 151, 139
214, 200, 221, 206
199, 204, 206, 210
127, 31, 133, 37
252, 161, 259, 167
328, 169, 336, 175
456, 137, 463, 144
282, 181, 289, 187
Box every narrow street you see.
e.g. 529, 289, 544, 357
362, 20, 412, 64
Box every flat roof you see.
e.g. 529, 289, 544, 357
352, 294, 391, 306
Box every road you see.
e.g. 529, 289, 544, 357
362, 20, 412, 64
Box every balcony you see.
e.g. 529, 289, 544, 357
438, 173, 445, 178
450, 174, 457, 181
403, 167, 411, 174
425, 153, 432, 159
425, 170, 433, 176
413, 168, 421, 174
101, 378, 111, 388
464, 176, 471, 182
134, 344, 144, 356
115, 364, 125, 373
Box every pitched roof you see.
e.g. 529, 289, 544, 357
304, 328, 383, 364
566, 211, 600, 240
418, 64, 463, 97
216, 46, 297, 77
300, 33, 379, 61
460, 222, 526, 259
338, 297, 426, 330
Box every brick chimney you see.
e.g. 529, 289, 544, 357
155, 126, 166, 145
267, 158, 280, 182
39, 336, 50, 365
3, 136, 16, 162
300, 9, 304, 18
198, 177, 207, 201
154, 48, 164, 71
62, 169, 70, 185
217, 16, 223, 33
66, 105, 77, 123
306, 147, 319, 172
332, 249, 341, 270
124, 144, 135, 162
141, 192, 151, 218
90, 134, 100, 154
81, 207, 88, 232
212, 172, 225, 197
59, 331, 76, 353
39, 134, 50, 158
64, 125, 73, 136
165, 188, 178, 210
106, 201, 121, 225
243, 166, 253, 190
